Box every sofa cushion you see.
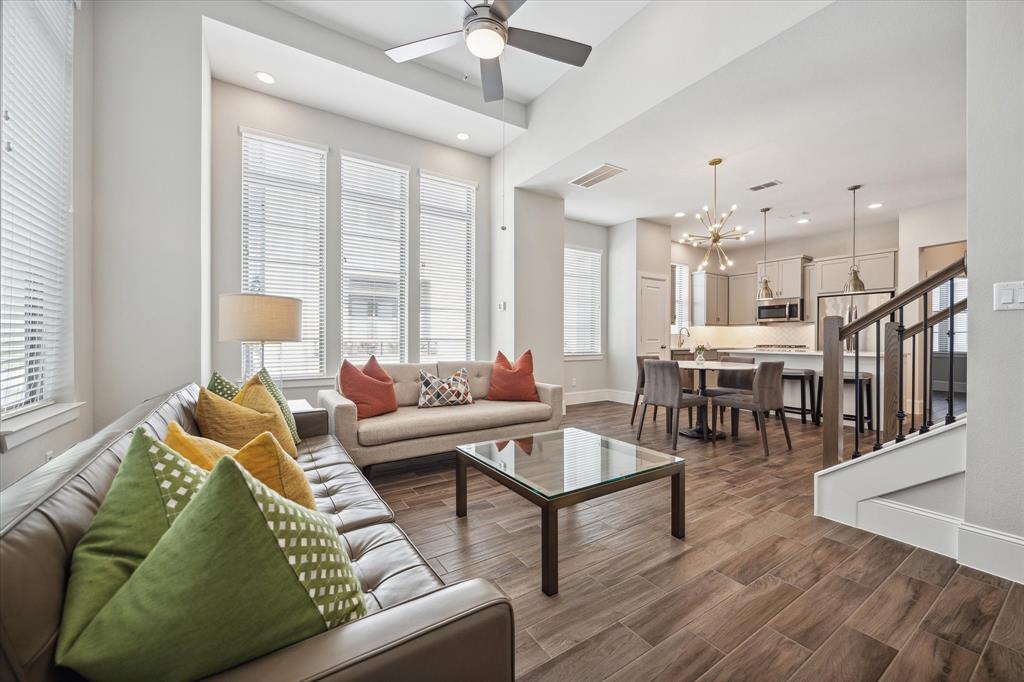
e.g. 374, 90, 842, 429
380, 363, 438, 406
438, 361, 494, 400
297, 435, 395, 532
340, 523, 444, 613
356, 400, 553, 447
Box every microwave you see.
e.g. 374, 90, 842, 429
757, 298, 803, 323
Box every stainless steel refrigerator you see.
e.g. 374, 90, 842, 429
816, 292, 894, 351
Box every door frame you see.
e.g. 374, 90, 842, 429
637, 271, 670, 359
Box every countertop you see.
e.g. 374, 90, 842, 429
671, 346, 880, 358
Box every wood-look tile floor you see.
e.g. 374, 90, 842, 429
369, 402, 1023, 681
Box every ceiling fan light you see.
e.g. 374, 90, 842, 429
466, 23, 506, 59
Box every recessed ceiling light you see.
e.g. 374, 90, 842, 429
674, 211, 686, 218
797, 218, 810, 224
456, 132, 470, 141
868, 202, 883, 209
255, 71, 275, 85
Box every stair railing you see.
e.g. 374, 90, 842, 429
822, 256, 966, 468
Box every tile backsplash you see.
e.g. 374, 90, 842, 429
680, 324, 817, 349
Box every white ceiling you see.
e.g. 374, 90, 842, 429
205, 18, 527, 156
522, 0, 967, 240
267, 0, 650, 103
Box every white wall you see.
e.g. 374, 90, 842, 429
607, 220, 638, 394
210, 80, 491, 401
1, 1, 96, 489
563, 220, 609, 397
964, 0, 1024, 549
897, 197, 966, 304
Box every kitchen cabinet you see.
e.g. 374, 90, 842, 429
728, 272, 757, 325
756, 256, 810, 299
803, 263, 818, 321
692, 272, 729, 325
817, 249, 896, 293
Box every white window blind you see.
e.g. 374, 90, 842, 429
672, 263, 691, 331
932, 276, 967, 353
340, 155, 408, 362
241, 130, 327, 379
563, 247, 602, 356
0, 0, 75, 416
419, 172, 475, 362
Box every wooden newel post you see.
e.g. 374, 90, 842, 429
883, 322, 900, 443
822, 316, 844, 468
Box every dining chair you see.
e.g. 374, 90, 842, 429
709, 361, 792, 457
704, 355, 756, 426
630, 354, 662, 425
637, 360, 708, 450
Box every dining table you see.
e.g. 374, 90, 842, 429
676, 360, 757, 440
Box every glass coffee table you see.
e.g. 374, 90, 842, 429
455, 428, 685, 595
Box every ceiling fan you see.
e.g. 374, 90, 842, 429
384, 0, 593, 102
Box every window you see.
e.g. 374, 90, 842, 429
240, 130, 327, 378
340, 155, 408, 362
671, 263, 691, 331
563, 247, 602, 356
932, 276, 967, 353
419, 172, 475, 361
0, 0, 75, 415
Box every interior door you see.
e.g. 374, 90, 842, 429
638, 275, 669, 357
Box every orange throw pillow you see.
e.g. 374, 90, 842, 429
339, 357, 398, 419
487, 350, 539, 402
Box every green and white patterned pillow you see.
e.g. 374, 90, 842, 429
418, 368, 473, 408
57, 456, 365, 681
207, 370, 301, 445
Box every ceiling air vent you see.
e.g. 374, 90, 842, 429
748, 179, 783, 192
570, 163, 627, 188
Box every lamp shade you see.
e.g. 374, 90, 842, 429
218, 294, 301, 342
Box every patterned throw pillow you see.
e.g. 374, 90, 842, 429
56, 456, 365, 681
418, 368, 473, 408
207, 371, 240, 400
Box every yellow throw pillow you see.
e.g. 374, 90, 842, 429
163, 424, 315, 510
164, 422, 234, 470
195, 386, 297, 458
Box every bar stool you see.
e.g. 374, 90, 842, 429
782, 368, 817, 424
815, 372, 874, 432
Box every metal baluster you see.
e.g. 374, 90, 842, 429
896, 307, 906, 442
874, 320, 882, 451
910, 335, 917, 433
853, 333, 861, 458
946, 278, 956, 424
919, 292, 930, 434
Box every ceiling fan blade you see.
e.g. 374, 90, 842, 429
480, 58, 504, 102
490, 0, 526, 21
507, 27, 592, 67
385, 31, 463, 63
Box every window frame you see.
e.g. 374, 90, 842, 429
563, 244, 604, 359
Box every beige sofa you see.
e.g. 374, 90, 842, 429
319, 361, 563, 467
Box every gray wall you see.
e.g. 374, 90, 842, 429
964, 0, 1024, 538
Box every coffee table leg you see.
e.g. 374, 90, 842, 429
456, 455, 467, 517
541, 504, 558, 595
671, 471, 685, 538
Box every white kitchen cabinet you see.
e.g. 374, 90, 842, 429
817, 249, 896, 293
757, 256, 810, 299
728, 272, 757, 325
692, 272, 729, 325
803, 263, 818, 321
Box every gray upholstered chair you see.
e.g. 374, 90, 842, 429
637, 360, 708, 450
709, 361, 792, 457
705, 355, 756, 426
630, 355, 662, 425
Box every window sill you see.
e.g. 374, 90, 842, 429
564, 355, 605, 362
0, 402, 85, 453
281, 376, 336, 390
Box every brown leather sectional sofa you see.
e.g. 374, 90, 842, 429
0, 384, 514, 681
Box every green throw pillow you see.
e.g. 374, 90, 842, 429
207, 370, 300, 444
56, 457, 366, 682
207, 370, 240, 400
58, 429, 208, 660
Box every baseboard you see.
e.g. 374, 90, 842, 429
957, 523, 1024, 584
856, 498, 960, 558
564, 389, 635, 406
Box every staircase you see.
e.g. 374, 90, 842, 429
814, 256, 968, 556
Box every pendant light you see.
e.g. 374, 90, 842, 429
756, 207, 775, 300
844, 184, 866, 293
680, 158, 754, 271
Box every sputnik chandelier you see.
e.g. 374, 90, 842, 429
680, 158, 754, 271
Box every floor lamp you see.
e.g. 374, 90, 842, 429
219, 293, 302, 379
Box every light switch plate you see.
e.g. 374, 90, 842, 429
993, 281, 1024, 311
